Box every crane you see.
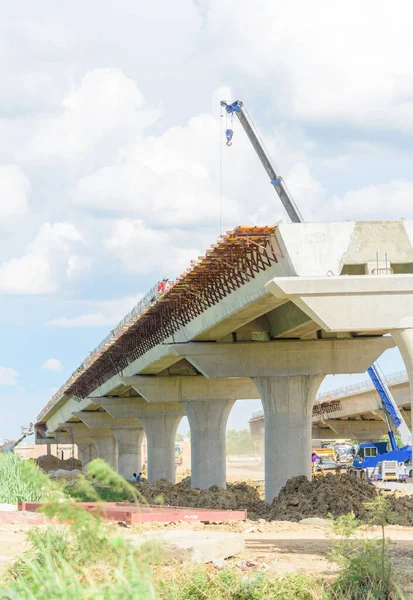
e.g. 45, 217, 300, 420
367, 364, 412, 449
1, 424, 34, 454
220, 101, 303, 224
221, 98, 412, 480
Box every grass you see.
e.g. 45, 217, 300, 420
0, 453, 49, 503
156, 567, 326, 600
0, 458, 407, 599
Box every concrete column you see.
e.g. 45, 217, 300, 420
76, 439, 97, 470
91, 399, 184, 484
139, 413, 181, 483
73, 412, 145, 478
253, 375, 324, 503
392, 328, 413, 428
182, 399, 234, 490
91, 430, 118, 471
112, 428, 144, 480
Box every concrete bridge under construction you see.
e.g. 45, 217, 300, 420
35, 220, 413, 501
249, 370, 411, 449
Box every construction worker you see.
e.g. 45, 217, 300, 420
311, 452, 319, 474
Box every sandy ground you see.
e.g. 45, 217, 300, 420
2, 517, 413, 577
1, 516, 413, 597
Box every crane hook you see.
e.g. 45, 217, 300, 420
225, 128, 233, 147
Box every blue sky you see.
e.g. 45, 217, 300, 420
0, 0, 413, 440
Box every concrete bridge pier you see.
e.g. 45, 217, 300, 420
112, 428, 144, 480
77, 439, 97, 470
171, 338, 392, 502
140, 411, 181, 483
91, 398, 185, 484
73, 412, 144, 478
183, 399, 234, 490
254, 375, 324, 502
122, 376, 258, 490
90, 429, 118, 471
54, 424, 97, 471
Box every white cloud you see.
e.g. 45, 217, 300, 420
46, 294, 142, 327
67, 255, 93, 278
0, 255, 56, 294
0, 367, 19, 385
202, 0, 413, 130
106, 219, 199, 275
0, 165, 31, 224
0, 222, 86, 295
41, 358, 62, 372
22, 69, 161, 164
327, 180, 413, 220
29, 222, 83, 256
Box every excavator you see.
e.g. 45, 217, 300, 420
220, 100, 413, 483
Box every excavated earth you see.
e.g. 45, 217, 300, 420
135, 474, 413, 525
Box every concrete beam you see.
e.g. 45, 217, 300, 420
73, 411, 141, 430
266, 302, 318, 339
313, 420, 387, 440
170, 338, 394, 378
46, 399, 98, 434
265, 274, 413, 332
90, 397, 185, 420
121, 376, 258, 403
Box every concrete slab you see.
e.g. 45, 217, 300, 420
127, 530, 244, 564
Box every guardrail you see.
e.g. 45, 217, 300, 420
38, 281, 162, 420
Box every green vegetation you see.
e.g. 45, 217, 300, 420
0, 457, 406, 599
329, 497, 403, 599
226, 429, 255, 456
1, 460, 156, 600
0, 453, 49, 503
157, 568, 325, 600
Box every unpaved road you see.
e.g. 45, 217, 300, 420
2, 515, 413, 597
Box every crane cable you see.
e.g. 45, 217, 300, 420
219, 104, 224, 234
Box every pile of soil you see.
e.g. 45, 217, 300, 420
136, 474, 413, 526
37, 455, 82, 473
137, 478, 265, 513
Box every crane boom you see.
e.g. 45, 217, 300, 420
220, 100, 303, 223
367, 364, 412, 448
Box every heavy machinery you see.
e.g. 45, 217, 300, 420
1, 424, 34, 454
220, 99, 412, 482
349, 365, 412, 481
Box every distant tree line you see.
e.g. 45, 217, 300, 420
226, 429, 255, 456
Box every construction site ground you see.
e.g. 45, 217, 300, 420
1, 515, 413, 590
2, 466, 413, 593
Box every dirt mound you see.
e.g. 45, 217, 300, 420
268, 475, 413, 526
36, 455, 82, 473
135, 475, 413, 526
268, 474, 377, 522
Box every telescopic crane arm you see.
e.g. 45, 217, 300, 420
220, 100, 303, 224
221, 98, 412, 452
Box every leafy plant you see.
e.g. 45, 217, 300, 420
0, 453, 51, 503
329, 497, 404, 599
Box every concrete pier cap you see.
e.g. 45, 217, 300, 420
169, 339, 395, 379
120, 375, 259, 490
